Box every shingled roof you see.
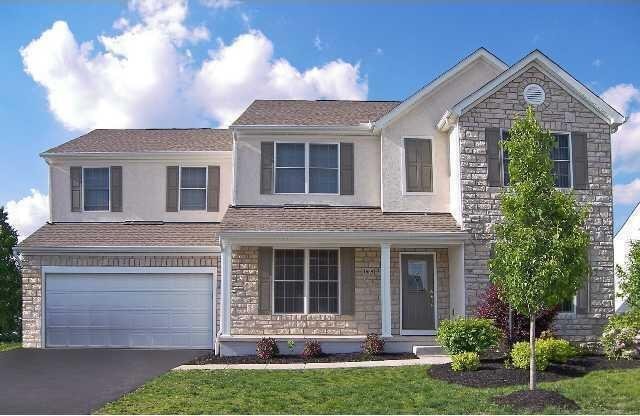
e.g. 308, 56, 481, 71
19, 222, 221, 249
231, 100, 400, 126
221, 206, 462, 234
43, 129, 232, 154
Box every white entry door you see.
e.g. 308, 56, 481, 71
44, 268, 215, 349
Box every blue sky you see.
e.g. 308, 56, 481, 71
1, 1, 639, 238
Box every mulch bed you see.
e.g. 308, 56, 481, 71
493, 390, 579, 412
428, 355, 640, 388
188, 352, 417, 365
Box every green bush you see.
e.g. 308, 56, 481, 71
511, 341, 551, 371
451, 352, 480, 372
538, 338, 575, 363
437, 318, 502, 355
601, 310, 640, 360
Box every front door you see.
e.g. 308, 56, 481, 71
401, 253, 436, 333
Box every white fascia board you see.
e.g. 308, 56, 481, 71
615, 200, 640, 239
220, 231, 468, 247
231, 124, 374, 136
16, 245, 221, 255
373, 48, 508, 131
41, 151, 233, 162
451, 50, 626, 128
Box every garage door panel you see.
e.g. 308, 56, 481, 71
45, 272, 213, 348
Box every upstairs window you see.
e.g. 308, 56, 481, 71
83, 167, 110, 211
274, 143, 339, 194
404, 138, 433, 193
502, 131, 572, 188
180, 167, 207, 210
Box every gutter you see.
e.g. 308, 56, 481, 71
15, 245, 221, 255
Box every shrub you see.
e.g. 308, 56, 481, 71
361, 333, 385, 356
511, 341, 551, 371
451, 352, 480, 372
437, 318, 502, 355
601, 310, 640, 360
256, 337, 279, 360
538, 338, 575, 363
302, 340, 322, 359
475, 284, 558, 345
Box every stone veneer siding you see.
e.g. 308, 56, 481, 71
230, 246, 450, 336
22, 254, 219, 348
458, 64, 615, 342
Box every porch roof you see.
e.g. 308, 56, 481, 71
221, 206, 463, 235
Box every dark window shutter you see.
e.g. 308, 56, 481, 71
405, 138, 420, 192
421, 139, 433, 192
260, 142, 274, 194
340, 142, 354, 195
571, 132, 589, 190
110, 166, 122, 212
70, 166, 82, 212
166, 166, 179, 212
340, 247, 355, 315
207, 166, 220, 212
486, 127, 502, 187
258, 247, 273, 314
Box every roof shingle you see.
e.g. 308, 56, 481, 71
44, 129, 232, 154
221, 206, 462, 233
19, 222, 220, 248
231, 100, 400, 126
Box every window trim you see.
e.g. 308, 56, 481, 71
178, 165, 208, 211
273, 142, 341, 195
82, 167, 111, 212
401, 136, 435, 195
499, 129, 573, 189
271, 247, 341, 315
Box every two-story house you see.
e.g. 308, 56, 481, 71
18, 48, 625, 355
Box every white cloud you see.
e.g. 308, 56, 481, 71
313, 34, 325, 51
601, 84, 640, 173
200, 0, 240, 9
4, 189, 49, 241
375, 47, 384, 56
21, 0, 366, 130
614, 178, 640, 206
592, 58, 602, 68
192, 30, 366, 126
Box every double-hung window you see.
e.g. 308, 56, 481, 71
83, 167, 110, 211
501, 131, 572, 188
180, 167, 207, 210
274, 143, 339, 194
273, 249, 340, 314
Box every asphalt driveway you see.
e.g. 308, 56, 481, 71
0, 348, 207, 414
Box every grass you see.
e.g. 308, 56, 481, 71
97, 366, 640, 414
0, 342, 21, 352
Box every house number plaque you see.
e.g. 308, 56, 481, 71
363, 267, 380, 277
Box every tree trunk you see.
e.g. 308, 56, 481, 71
529, 315, 536, 391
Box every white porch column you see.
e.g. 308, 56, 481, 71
220, 241, 232, 336
380, 242, 392, 337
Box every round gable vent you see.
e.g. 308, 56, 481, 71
523, 84, 546, 105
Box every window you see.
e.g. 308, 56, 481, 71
274, 143, 339, 194
180, 167, 207, 210
501, 131, 572, 188
309, 144, 339, 193
83, 167, 110, 211
404, 138, 433, 193
273, 249, 340, 314
559, 296, 576, 315
273, 249, 305, 313
309, 249, 339, 313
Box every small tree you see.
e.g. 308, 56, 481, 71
617, 240, 640, 311
489, 107, 590, 390
0, 207, 21, 341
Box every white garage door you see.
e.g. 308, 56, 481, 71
44, 268, 214, 349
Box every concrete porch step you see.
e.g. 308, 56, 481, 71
412, 345, 444, 356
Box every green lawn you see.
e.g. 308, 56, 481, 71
0, 342, 21, 352
98, 366, 640, 414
